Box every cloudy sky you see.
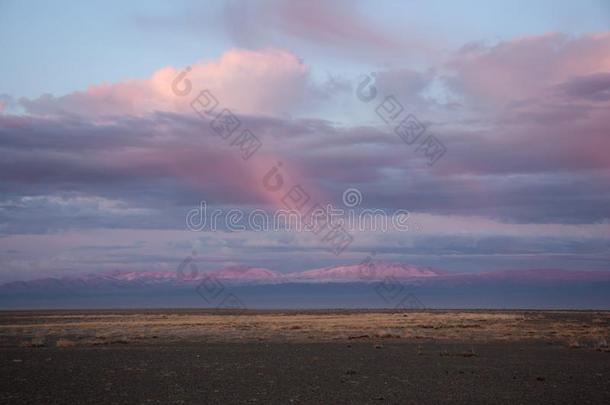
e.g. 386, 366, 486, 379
1, 0, 609, 282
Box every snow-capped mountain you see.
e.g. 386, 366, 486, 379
1, 261, 609, 309
206, 266, 284, 281
2, 261, 610, 291
286, 261, 446, 282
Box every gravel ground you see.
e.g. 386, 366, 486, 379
1, 341, 609, 404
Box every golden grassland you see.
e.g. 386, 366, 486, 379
1, 310, 608, 349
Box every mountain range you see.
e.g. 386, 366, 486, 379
1, 261, 609, 309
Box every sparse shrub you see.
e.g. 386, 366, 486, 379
439, 347, 477, 357
20, 336, 45, 348
568, 339, 581, 349
56, 338, 76, 348
348, 334, 370, 340
376, 330, 401, 339
90, 338, 107, 346
461, 350, 477, 357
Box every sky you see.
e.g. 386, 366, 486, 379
0, 0, 609, 282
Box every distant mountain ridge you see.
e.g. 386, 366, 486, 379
2, 261, 609, 291
2, 261, 609, 309
285, 261, 446, 282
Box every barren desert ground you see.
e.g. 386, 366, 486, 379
1, 310, 609, 404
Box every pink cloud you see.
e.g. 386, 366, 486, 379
449, 32, 610, 105
222, 0, 429, 57
20, 48, 309, 118
260, 0, 404, 50
438, 32, 610, 174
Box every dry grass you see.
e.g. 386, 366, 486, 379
19, 336, 45, 348
55, 338, 76, 348
375, 329, 402, 339
1, 310, 608, 347
568, 339, 582, 349
439, 347, 478, 357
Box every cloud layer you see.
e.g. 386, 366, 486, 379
1, 31, 610, 282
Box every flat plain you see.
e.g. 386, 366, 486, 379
1, 309, 609, 404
